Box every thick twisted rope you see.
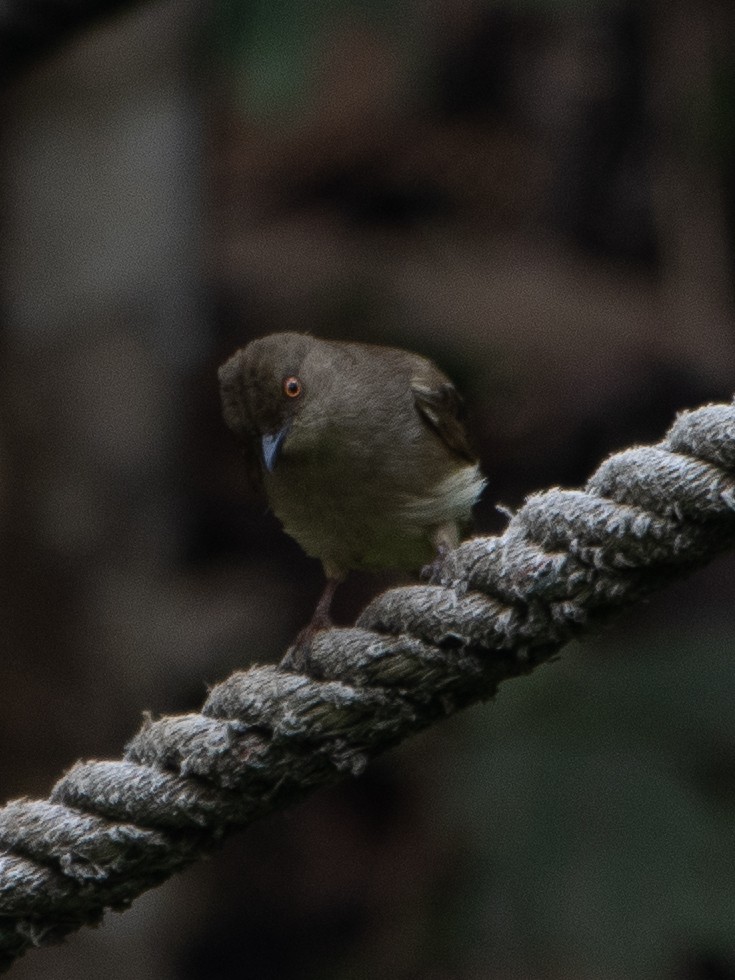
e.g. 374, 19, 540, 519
1, 398, 734, 970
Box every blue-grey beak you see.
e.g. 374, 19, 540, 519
261, 423, 291, 473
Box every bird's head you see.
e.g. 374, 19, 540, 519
218, 332, 315, 473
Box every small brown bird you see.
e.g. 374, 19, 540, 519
218, 333, 485, 643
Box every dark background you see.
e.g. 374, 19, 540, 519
1, 0, 734, 977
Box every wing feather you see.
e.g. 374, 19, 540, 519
411, 378, 477, 463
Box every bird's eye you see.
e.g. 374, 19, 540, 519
283, 376, 302, 398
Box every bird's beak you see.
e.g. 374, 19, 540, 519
261, 422, 291, 473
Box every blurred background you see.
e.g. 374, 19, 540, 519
1, 0, 734, 977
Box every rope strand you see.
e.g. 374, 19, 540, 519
0, 399, 733, 970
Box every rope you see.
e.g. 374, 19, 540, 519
1, 398, 734, 970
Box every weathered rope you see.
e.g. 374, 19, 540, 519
1, 398, 734, 970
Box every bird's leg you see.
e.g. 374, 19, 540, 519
282, 575, 343, 672
421, 523, 459, 583
310, 575, 341, 632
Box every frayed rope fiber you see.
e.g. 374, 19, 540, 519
1, 398, 734, 969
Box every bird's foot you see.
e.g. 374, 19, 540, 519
279, 576, 341, 673
421, 543, 450, 584
280, 616, 333, 673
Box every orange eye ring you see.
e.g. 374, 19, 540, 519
283, 376, 302, 398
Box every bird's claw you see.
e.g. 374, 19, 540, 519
421, 546, 449, 584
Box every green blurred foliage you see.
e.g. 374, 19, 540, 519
208, 0, 615, 120
210, 0, 416, 118
432, 617, 735, 978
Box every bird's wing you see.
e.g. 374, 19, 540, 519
411, 376, 477, 463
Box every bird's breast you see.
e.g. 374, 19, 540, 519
264, 444, 484, 575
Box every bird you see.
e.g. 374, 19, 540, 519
218, 332, 485, 648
